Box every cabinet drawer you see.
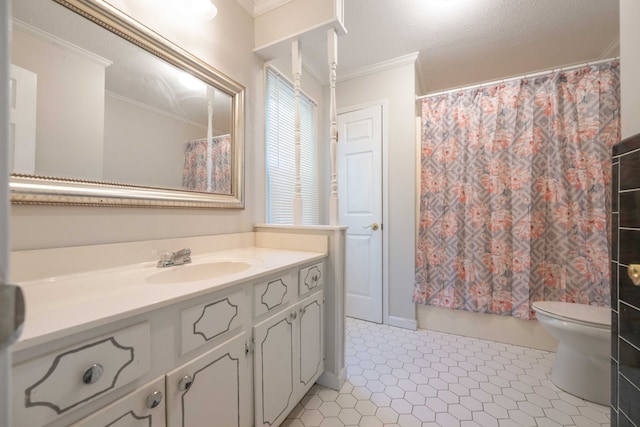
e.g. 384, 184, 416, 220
13, 322, 151, 427
70, 376, 166, 426
299, 263, 323, 296
180, 289, 247, 355
253, 272, 296, 318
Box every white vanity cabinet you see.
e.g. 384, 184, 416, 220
70, 376, 166, 427
166, 332, 251, 427
12, 257, 326, 427
253, 290, 324, 427
12, 322, 151, 427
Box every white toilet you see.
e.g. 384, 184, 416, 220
532, 301, 611, 406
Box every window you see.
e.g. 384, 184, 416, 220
265, 67, 319, 225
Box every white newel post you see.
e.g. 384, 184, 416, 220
292, 40, 303, 225
328, 29, 339, 225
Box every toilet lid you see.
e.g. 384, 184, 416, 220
532, 301, 610, 327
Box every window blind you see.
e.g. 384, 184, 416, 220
266, 67, 319, 225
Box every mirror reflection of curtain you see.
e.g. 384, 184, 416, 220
182, 134, 231, 193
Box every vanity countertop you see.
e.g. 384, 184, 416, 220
15, 246, 326, 352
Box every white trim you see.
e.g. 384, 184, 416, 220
105, 91, 206, 131
302, 56, 324, 86
337, 52, 419, 84
317, 367, 347, 390
254, 17, 347, 56
387, 315, 418, 331
337, 99, 390, 328
254, 0, 294, 16
1, 0, 11, 423
233, 0, 256, 16
12, 19, 113, 68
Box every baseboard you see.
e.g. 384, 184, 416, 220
386, 315, 418, 331
317, 367, 347, 391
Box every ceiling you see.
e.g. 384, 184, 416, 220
245, 0, 620, 94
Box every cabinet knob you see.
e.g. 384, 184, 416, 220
178, 375, 193, 391
300, 307, 306, 317
82, 364, 104, 385
146, 391, 163, 409
290, 311, 298, 321
628, 264, 640, 286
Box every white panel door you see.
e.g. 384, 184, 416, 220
9, 64, 37, 174
338, 105, 383, 323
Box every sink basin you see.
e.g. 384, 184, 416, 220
145, 261, 252, 284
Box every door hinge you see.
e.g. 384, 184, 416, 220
0, 284, 25, 351
245, 339, 255, 356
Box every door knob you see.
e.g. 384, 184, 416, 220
363, 223, 379, 231
628, 264, 640, 286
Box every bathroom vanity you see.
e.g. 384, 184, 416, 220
10, 232, 336, 427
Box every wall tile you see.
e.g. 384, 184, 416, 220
620, 303, 640, 350
614, 133, 640, 157
613, 311, 619, 360
612, 358, 619, 409
613, 161, 619, 213
619, 263, 640, 308
618, 374, 640, 424
612, 261, 619, 309
620, 150, 640, 191
618, 410, 632, 427
612, 214, 619, 262
619, 229, 640, 267
620, 191, 640, 228
619, 339, 640, 387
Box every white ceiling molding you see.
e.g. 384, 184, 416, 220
302, 56, 325, 85
254, 0, 294, 16
337, 52, 420, 84
13, 18, 112, 68
599, 35, 620, 59
233, 0, 256, 16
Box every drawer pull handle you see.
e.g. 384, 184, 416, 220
178, 375, 193, 391
82, 364, 104, 385
146, 391, 163, 409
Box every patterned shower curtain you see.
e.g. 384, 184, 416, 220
182, 134, 232, 194
413, 61, 620, 320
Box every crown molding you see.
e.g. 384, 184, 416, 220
13, 18, 112, 68
337, 52, 420, 84
254, 0, 294, 16
233, 0, 256, 16
302, 56, 324, 85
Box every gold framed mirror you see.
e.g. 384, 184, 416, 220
10, 0, 245, 208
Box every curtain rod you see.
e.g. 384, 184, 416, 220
416, 57, 620, 101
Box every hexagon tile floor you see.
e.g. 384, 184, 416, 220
283, 317, 610, 427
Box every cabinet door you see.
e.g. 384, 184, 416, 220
166, 332, 250, 427
297, 291, 324, 398
253, 308, 295, 427
70, 376, 166, 427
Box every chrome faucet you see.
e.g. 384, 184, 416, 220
157, 248, 192, 268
